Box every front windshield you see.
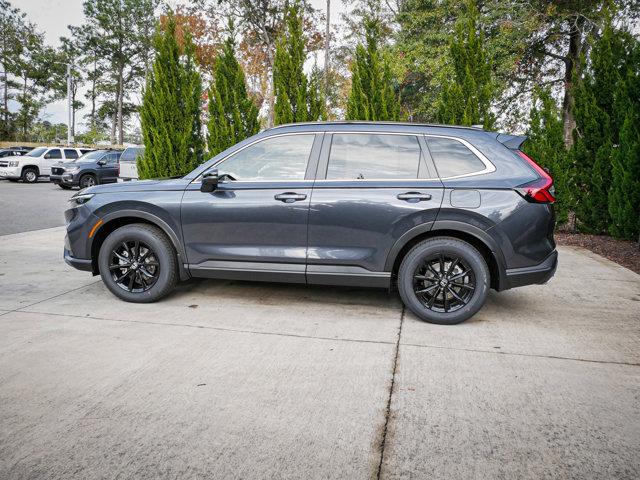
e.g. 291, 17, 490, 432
74, 150, 105, 162
26, 147, 47, 157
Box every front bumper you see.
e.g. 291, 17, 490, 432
503, 250, 558, 290
64, 248, 92, 271
0, 166, 21, 179
51, 172, 79, 186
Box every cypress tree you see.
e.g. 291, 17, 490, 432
608, 42, 640, 240
273, 4, 326, 125
525, 87, 570, 223
571, 18, 631, 234
139, 11, 204, 179
346, 18, 400, 121
436, 0, 495, 129
207, 22, 260, 157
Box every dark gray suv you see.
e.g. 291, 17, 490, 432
64, 122, 557, 324
51, 149, 123, 189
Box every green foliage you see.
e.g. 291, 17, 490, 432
525, 88, 569, 223
138, 11, 204, 179
608, 44, 640, 240
273, 4, 326, 125
571, 18, 636, 234
346, 19, 400, 121
436, 0, 495, 129
207, 23, 260, 157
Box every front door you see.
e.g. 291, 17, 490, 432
181, 132, 322, 283
307, 132, 444, 286
42, 148, 62, 175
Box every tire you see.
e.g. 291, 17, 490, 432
79, 174, 97, 189
21, 168, 38, 183
398, 237, 490, 325
98, 224, 178, 303
58, 184, 72, 190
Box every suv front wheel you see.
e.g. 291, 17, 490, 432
398, 237, 489, 325
98, 224, 178, 303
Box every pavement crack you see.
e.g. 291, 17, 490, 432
2, 281, 101, 316
376, 306, 404, 480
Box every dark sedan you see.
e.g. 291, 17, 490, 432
50, 149, 123, 189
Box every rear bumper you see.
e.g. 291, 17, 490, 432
64, 248, 93, 272
503, 250, 558, 290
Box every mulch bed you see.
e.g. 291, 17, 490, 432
555, 232, 640, 275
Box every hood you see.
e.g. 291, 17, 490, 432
82, 177, 190, 194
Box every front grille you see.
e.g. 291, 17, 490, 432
0, 161, 9, 167
51, 167, 64, 175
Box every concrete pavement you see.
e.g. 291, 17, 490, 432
0, 227, 639, 479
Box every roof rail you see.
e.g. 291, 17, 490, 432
266, 120, 488, 132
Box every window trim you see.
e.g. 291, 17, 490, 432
424, 134, 496, 180
195, 131, 322, 183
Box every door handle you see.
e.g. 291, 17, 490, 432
397, 192, 432, 202
274, 192, 307, 203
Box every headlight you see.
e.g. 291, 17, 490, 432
69, 193, 94, 206
8, 161, 19, 167
65, 167, 79, 173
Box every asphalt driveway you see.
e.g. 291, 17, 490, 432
0, 225, 638, 479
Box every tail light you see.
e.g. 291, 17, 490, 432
515, 151, 555, 203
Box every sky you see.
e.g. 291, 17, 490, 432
16, 0, 346, 130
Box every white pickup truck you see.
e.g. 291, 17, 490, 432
0, 146, 90, 183
117, 146, 144, 181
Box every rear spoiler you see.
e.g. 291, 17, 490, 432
496, 133, 527, 150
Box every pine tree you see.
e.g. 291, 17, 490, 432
525, 87, 570, 223
346, 18, 400, 121
207, 22, 260, 157
273, 4, 326, 126
139, 11, 204, 179
436, 0, 495, 129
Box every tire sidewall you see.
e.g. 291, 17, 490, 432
398, 239, 489, 325
98, 225, 176, 303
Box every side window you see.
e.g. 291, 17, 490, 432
326, 134, 422, 180
426, 137, 486, 178
217, 134, 315, 181
64, 149, 79, 159
106, 154, 118, 164
45, 149, 62, 159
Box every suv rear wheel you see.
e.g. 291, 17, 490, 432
21, 167, 38, 183
98, 224, 178, 303
398, 237, 489, 325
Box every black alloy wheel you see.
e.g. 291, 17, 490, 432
413, 253, 475, 313
98, 223, 178, 303
398, 237, 489, 325
109, 240, 160, 293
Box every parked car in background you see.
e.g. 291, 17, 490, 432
117, 146, 144, 181
0, 146, 89, 183
64, 121, 557, 325
0, 148, 29, 158
50, 149, 123, 189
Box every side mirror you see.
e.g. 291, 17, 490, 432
97, 160, 106, 166
200, 169, 219, 193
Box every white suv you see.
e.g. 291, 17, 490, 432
0, 147, 90, 183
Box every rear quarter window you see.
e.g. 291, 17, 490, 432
426, 136, 487, 178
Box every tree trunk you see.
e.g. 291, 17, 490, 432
561, 19, 584, 149
117, 66, 124, 145
324, 0, 330, 111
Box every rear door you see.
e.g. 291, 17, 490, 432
307, 131, 444, 286
181, 132, 322, 283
